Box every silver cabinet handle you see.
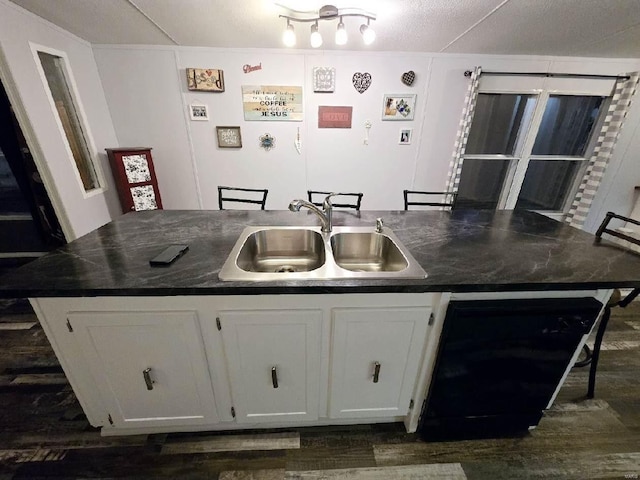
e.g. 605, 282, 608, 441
271, 366, 279, 389
143, 367, 154, 390
373, 362, 381, 383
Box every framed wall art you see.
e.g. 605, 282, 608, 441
216, 126, 242, 148
399, 128, 413, 145
186, 68, 225, 92
382, 94, 416, 121
313, 67, 336, 92
242, 85, 303, 121
189, 104, 209, 121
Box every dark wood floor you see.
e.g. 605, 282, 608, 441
0, 297, 639, 479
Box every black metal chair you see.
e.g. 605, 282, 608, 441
403, 190, 457, 210
580, 212, 640, 398
218, 186, 268, 210
307, 190, 363, 211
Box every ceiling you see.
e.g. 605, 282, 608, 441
9, 0, 640, 57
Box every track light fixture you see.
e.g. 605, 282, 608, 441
282, 19, 296, 47
360, 18, 376, 45
278, 4, 376, 48
310, 21, 322, 48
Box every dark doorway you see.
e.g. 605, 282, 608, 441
0, 78, 65, 274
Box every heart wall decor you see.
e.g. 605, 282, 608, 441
401, 71, 416, 86
352, 72, 372, 94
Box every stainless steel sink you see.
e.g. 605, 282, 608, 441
236, 228, 325, 273
330, 232, 408, 272
218, 225, 427, 281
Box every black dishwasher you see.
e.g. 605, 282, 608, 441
419, 297, 602, 440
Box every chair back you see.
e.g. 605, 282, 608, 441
307, 190, 363, 211
403, 190, 456, 210
596, 211, 640, 251
218, 186, 268, 210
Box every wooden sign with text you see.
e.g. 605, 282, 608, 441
242, 85, 303, 121
318, 106, 353, 128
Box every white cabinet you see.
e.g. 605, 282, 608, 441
69, 310, 219, 429
329, 307, 430, 419
218, 309, 322, 423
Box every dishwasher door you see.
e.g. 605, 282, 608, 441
419, 297, 602, 440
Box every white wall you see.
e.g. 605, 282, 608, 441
0, 0, 120, 239
92, 44, 640, 229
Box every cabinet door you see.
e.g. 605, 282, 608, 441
219, 310, 321, 423
70, 311, 218, 429
329, 307, 430, 419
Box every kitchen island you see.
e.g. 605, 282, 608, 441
1, 209, 639, 437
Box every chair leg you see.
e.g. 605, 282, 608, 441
587, 305, 612, 399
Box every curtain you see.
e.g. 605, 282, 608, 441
565, 71, 640, 229
445, 66, 482, 195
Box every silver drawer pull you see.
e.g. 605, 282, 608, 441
271, 366, 279, 389
143, 367, 154, 390
373, 362, 381, 383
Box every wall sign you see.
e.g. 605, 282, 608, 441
318, 106, 353, 128
242, 85, 303, 121
186, 68, 225, 92
216, 126, 242, 148
243, 63, 262, 74
313, 67, 336, 92
189, 104, 209, 121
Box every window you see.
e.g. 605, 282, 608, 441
457, 75, 612, 215
36, 50, 101, 192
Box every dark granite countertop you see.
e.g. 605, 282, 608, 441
2, 209, 640, 297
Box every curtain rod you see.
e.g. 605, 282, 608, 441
464, 70, 630, 80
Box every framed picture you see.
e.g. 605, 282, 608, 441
382, 94, 417, 121
399, 128, 413, 145
189, 104, 209, 121
216, 126, 242, 148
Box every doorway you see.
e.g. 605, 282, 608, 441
0, 77, 65, 273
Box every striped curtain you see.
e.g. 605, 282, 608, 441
445, 66, 482, 195
565, 71, 640, 229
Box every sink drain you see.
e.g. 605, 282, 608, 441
275, 265, 297, 273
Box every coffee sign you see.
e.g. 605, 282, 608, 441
242, 85, 303, 121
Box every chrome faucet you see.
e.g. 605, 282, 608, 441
288, 193, 336, 232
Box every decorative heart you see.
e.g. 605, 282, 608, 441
401, 71, 416, 86
352, 72, 372, 94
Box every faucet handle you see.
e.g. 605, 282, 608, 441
322, 192, 338, 210
375, 218, 384, 233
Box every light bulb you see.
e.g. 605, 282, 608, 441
310, 22, 322, 48
283, 22, 296, 47
360, 23, 376, 45
335, 18, 347, 45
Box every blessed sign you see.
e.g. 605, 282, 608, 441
242, 85, 303, 121
318, 106, 353, 128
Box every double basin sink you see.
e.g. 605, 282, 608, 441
218, 225, 427, 281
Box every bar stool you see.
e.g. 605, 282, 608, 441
218, 186, 268, 210
307, 190, 363, 210
581, 212, 640, 398
403, 190, 457, 210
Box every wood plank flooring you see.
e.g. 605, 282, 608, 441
0, 297, 639, 479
